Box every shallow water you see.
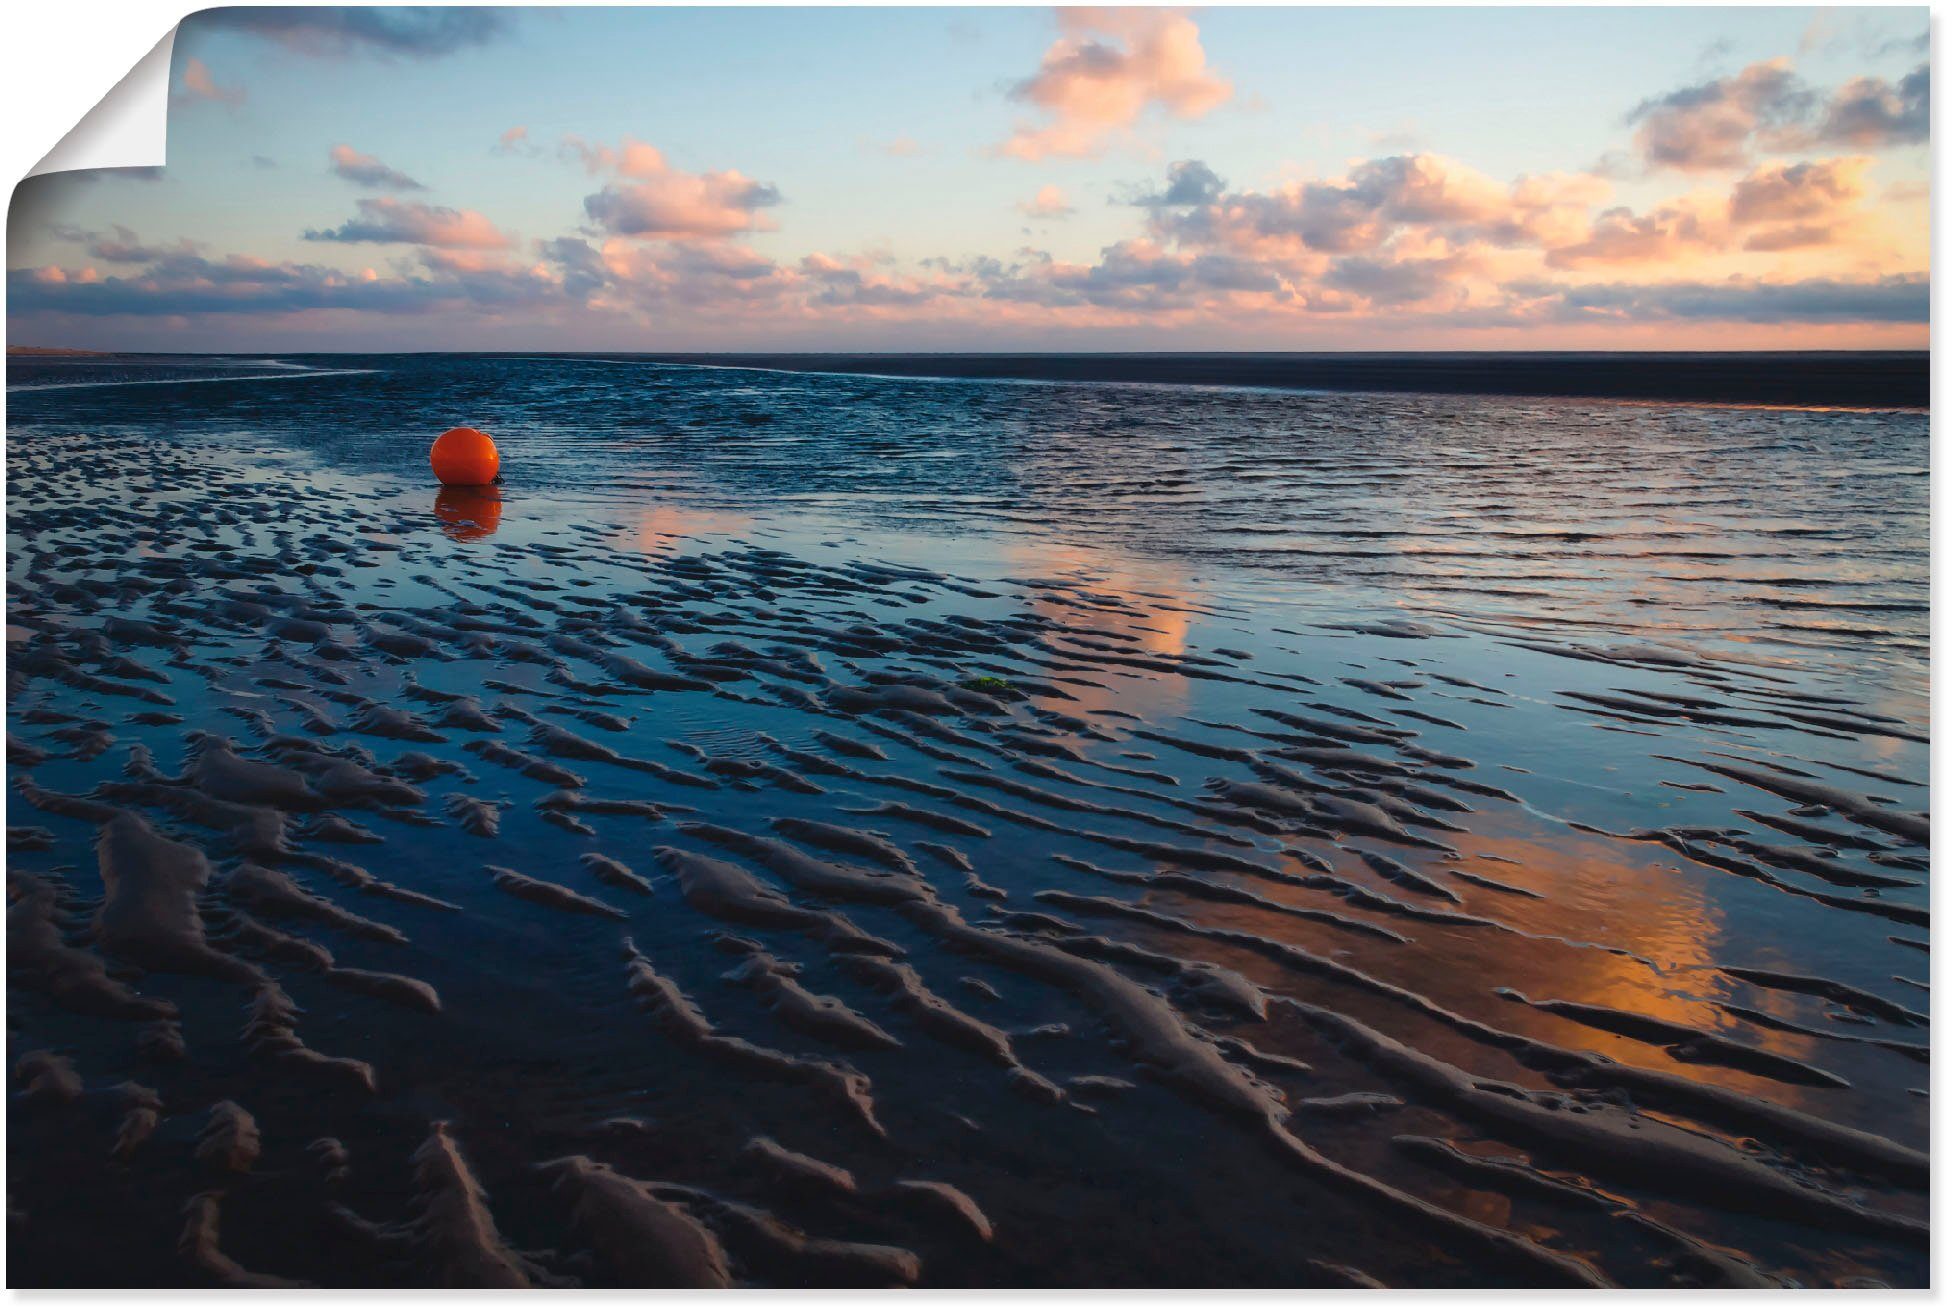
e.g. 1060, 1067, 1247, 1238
5, 355, 1928, 1287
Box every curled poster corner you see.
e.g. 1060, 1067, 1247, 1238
26, 26, 177, 178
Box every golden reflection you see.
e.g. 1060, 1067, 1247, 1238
1117, 814, 1842, 1114
626, 502, 755, 557
434, 485, 503, 541
1324, 819, 1835, 1109
999, 536, 1204, 731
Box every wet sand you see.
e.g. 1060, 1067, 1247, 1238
5, 379, 1929, 1288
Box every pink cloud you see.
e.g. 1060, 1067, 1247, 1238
176, 57, 245, 107
302, 197, 515, 249
493, 126, 535, 157
1627, 59, 1810, 171
328, 145, 424, 191
1545, 197, 1725, 268
1729, 157, 1872, 252
568, 137, 782, 240
1728, 156, 1868, 224
1020, 185, 1076, 219
997, 9, 1232, 160
1625, 58, 1928, 172
1815, 66, 1928, 147
1152, 154, 1569, 259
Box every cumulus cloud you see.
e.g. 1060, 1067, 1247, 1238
1814, 64, 1928, 147
1548, 155, 1877, 264
192, 7, 511, 59
996, 9, 1232, 160
563, 239, 799, 314
1133, 159, 1227, 207
16, 229, 1927, 338
1496, 173, 1614, 244
1625, 59, 1929, 170
1626, 60, 1812, 171
800, 253, 958, 309
1728, 156, 1872, 252
328, 145, 425, 191
13, 104, 1925, 343
1729, 156, 1868, 223
1153, 154, 1521, 256
570, 139, 782, 240
980, 238, 1284, 311
175, 57, 244, 107
1322, 252, 1481, 307
1545, 197, 1724, 268
303, 198, 514, 249
1020, 185, 1076, 219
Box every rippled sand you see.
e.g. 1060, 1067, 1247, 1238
5, 359, 1928, 1288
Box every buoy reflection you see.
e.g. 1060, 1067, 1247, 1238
434, 485, 503, 541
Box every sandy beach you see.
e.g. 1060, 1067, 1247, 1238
5, 354, 1929, 1288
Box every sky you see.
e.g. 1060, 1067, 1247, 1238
5, 4, 1932, 351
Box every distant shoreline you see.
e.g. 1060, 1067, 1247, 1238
10, 348, 1927, 408
613, 351, 1928, 410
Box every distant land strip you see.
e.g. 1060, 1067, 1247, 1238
610, 352, 1928, 410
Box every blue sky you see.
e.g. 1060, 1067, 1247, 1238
7, 6, 1931, 350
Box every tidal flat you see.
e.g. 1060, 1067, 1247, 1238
4, 355, 1928, 1287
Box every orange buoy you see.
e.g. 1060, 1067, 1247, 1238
430, 426, 500, 486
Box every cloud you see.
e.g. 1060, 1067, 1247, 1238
302, 198, 514, 249
55, 224, 201, 264
191, 7, 511, 59
1625, 58, 1929, 170
15, 235, 1927, 339
571, 139, 782, 240
328, 145, 425, 192
1153, 154, 1519, 256
1548, 156, 1874, 264
537, 238, 611, 302
1727, 156, 1872, 252
1728, 156, 1868, 224
996, 9, 1231, 160
175, 57, 244, 106
1738, 224, 1838, 253
1545, 197, 1724, 268
493, 126, 538, 157
872, 136, 924, 157
1625, 59, 1813, 171
1814, 64, 1928, 147
1486, 172, 1615, 247
562, 238, 799, 312
1546, 274, 1926, 324
1020, 185, 1076, 219
1133, 159, 1227, 207
1322, 252, 1481, 307
980, 238, 1284, 311
6, 253, 547, 318
12, 112, 1924, 346
800, 253, 955, 309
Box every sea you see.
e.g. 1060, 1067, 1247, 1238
4, 351, 1930, 1288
